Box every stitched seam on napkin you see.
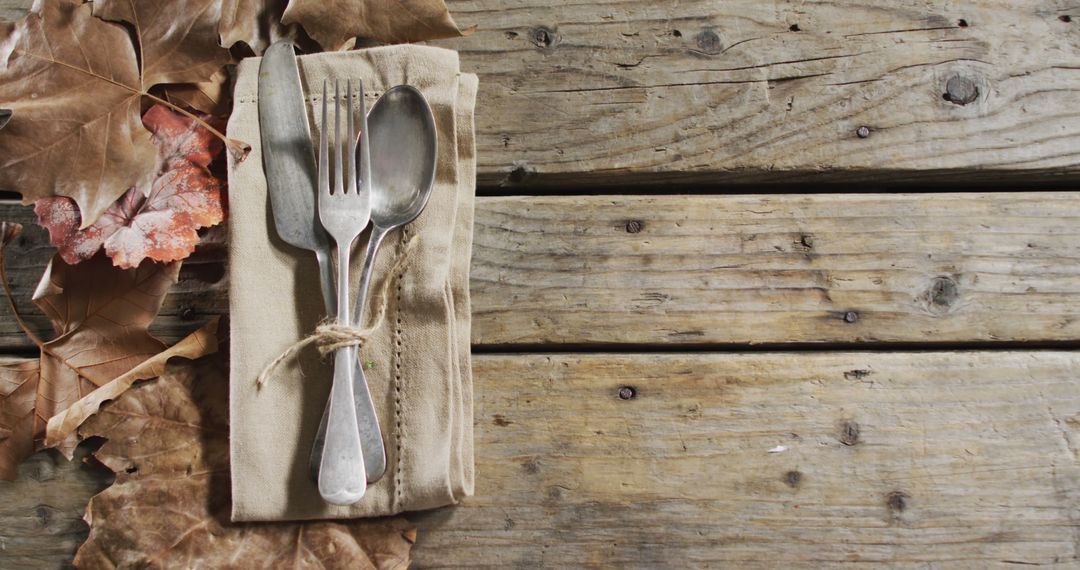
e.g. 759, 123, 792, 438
392, 227, 408, 511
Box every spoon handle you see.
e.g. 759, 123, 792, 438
310, 226, 389, 483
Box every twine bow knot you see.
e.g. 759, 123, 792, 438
255, 235, 418, 387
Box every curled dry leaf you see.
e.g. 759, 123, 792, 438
75, 354, 415, 570
34, 104, 226, 269
0, 233, 196, 479
282, 0, 473, 51
44, 318, 220, 453
0, 0, 157, 228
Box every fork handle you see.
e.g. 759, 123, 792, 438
317, 244, 366, 505
318, 348, 367, 505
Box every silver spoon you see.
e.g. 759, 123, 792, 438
310, 85, 438, 483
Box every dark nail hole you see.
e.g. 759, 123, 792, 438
618, 386, 637, 400
957, 18, 968, 27
625, 220, 644, 233
673, 29, 682, 37
789, 23, 801, 32
886, 490, 909, 512
783, 470, 802, 488
856, 126, 871, 138
839, 420, 861, 445
504, 31, 519, 39
1061, 15, 1073, 23
843, 311, 859, 324
125, 466, 138, 474
180, 307, 197, 321
530, 26, 558, 49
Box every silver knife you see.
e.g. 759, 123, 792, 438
259, 41, 386, 480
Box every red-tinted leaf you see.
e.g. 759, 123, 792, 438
34, 105, 226, 269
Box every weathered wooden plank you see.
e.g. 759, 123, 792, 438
446, 0, 1080, 187
412, 351, 1080, 568
471, 192, 1080, 346
3, 192, 1080, 348
5, 1, 1080, 186
3, 351, 1079, 567
0, 441, 110, 569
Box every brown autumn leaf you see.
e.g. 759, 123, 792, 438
0, 227, 192, 479
44, 318, 220, 454
91, 0, 234, 87
75, 353, 416, 569
157, 70, 233, 116
34, 104, 227, 269
282, 0, 473, 51
0, 0, 158, 228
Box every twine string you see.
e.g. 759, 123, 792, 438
255, 234, 418, 387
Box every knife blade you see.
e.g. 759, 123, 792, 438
259, 41, 335, 314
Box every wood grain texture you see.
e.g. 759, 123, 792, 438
471, 192, 1080, 346
3, 352, 1079, 568
0, 0, 26, 21
4, 193, 1080, 349
5, 0, 1080, 187
412, 351, 1080, 568
441, 0, 1080, 187
0, 443, 110, 569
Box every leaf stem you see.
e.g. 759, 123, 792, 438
142, 92, 250, 160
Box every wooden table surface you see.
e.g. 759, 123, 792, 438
3, 1, 1080, 568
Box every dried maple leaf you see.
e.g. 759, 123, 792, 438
0, 0, 247, 230
0, 0, 158, 229
75, 354, 415, 569
282, 0, 473, 51
34, 104, 226, 269
91, 0, 234, 87
0, 222, 212, 479
157, 70, 233, 116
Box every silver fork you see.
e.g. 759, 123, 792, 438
316, 79, 371, 505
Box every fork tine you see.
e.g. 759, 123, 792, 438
347, 79, 357, 193
357, 79, 371, 194
319, 80, 329, 196
334, 80, 344, 195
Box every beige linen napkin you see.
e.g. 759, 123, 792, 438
227, 45, 476, 522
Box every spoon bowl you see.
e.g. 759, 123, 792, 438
368, 85, 438, 228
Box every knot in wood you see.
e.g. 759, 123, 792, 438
944, 75, 979, 106
694, 29, 723, 55
924, 276, 960, 315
